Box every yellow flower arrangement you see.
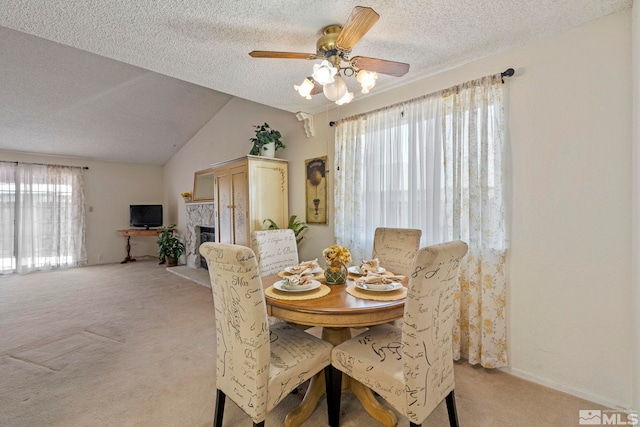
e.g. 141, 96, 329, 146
322, 245, 352, 271
181, 192, 192, 198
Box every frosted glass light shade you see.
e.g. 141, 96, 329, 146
323, 75, 347, 101
335, 91, 354, 105
294, 78, 314, 99
356, 70, 378, 93
312, 60, 337, 85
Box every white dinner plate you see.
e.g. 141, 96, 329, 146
274, 279, 321, 292
355, 281, 403, 292
348, 266, 387, 276
284, 266, 322, 275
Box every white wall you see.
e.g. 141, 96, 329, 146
632, 0, 640, 414
0, 150, 163, 264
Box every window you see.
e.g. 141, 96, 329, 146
334, 73, 508, 368
0, 162, 86, 274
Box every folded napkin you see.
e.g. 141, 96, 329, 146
360, 258, 380, 273
288, 259, 319, 275
355, 272, 406, 284
284, 274, 313, 288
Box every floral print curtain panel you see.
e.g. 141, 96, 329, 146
334, 73, 508, 368
442, 75, 508, 368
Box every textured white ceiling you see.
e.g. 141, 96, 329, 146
0, 0, 632, 164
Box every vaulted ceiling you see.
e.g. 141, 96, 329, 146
0, 0, 632, 164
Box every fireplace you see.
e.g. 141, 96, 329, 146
199, 226, 216, 269
184, 202, 215, 268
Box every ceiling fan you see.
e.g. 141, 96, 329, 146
249, 6, 410, 104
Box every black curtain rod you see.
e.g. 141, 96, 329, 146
329, 67, 515, 126
501, 67, 515, 82
0, 160, 89, 170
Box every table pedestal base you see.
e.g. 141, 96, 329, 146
120, 236, 136, 264
284, 327, 398, 427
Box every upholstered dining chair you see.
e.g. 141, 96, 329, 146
331, 240, 469, 427
371, 227, 422, 276
251, 229, 299, 277
199, 242, 340, 427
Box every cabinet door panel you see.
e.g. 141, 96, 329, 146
249, 161, 288, 230
215, 168, 233, 244
230, 164, 249, 246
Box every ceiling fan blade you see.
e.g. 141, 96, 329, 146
249, 51, 318, 60
310, 79, 324, 95
336, 6, 380, 51
351, 56, 410, 77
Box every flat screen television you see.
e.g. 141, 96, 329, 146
129, 205, 163, 229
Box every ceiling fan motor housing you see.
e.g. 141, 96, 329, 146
317, 25, 346, 66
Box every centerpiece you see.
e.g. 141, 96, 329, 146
322, 244, 352, 284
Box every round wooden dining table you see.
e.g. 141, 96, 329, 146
262, 272, 407, 427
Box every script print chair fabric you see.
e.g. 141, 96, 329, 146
251, 229, 299, 277
332, 240, 469, 427
199, 242, 340, 427
371, 227, 422, 276
251, 229, 300, 327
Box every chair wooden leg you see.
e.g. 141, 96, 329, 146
325, 366, 342, 427
445, 390, 459, 427
213, 389, 225, 427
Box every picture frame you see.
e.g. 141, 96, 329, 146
192, 168, 215, 202
305, 156, 327, 224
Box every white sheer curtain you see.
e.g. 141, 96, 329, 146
0, 162, 17, 272
334, 73, 508, 368
0, 162, 86, 274
334, 95, 443, 260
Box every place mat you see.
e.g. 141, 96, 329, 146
265, 284, 331, 301
345, 284, 407, 301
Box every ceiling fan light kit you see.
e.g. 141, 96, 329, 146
250, 6, 409, 106
356, 69, 378, 94
294, 78, 315, 99
312, 60, 337, 85
322, 74, 348, 101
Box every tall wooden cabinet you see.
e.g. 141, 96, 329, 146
212, 155, 288, 246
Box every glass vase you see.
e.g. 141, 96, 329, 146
324, 263, 347, 284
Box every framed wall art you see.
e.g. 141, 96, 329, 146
305, 156, 327, 224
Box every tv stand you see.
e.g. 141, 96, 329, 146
117, 229, 161, 263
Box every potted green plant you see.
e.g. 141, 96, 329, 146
157, 224, 185, 267
263, 215, 308, 245
249, 123, 285, 157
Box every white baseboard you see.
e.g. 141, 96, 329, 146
500, 366, 632, 411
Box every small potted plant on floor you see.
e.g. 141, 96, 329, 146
249, 123, 285, 157
157, 224, 185, 266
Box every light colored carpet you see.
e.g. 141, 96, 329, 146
0, 260, 607, 426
